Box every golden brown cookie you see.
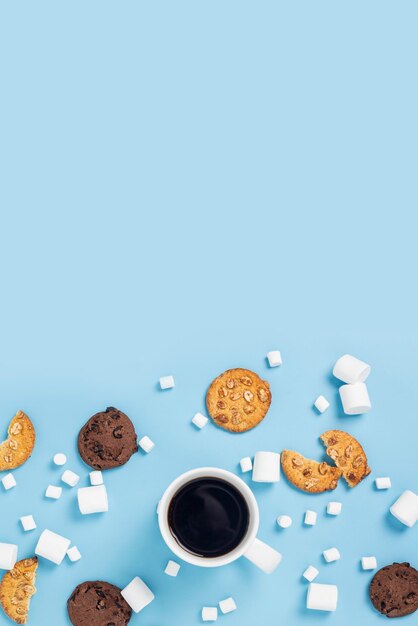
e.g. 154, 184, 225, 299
0, 557, 38, 625
320, 429, 371, 487
206, 368, 272, 433
281, 450, 342, 493
0, 411, 36, 471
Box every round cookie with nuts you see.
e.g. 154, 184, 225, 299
0, 411, 36, 471
281, 450, 342, 493
206, 368, 272, 433
320, 429, 371, 487
67, 580, 132, 626
0, 557, 38, 625
370, 562, 418, 618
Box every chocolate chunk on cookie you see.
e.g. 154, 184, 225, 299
370, 562, 418, 618
206, 368, 272, 433
0, 557, 38, 625
0, 411, 36, 471
281, 450, 342, 493
78, 407, 138, 470
68, 581, 132, 626
320, 429, 371, 487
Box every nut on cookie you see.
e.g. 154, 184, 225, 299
281, 450, 342, 493
320, 429, 371, 487
0, 557, 38, 624
0, 411, 36, 471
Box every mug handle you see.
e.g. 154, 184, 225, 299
243, 537, 282, 574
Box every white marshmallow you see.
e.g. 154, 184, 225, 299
303, 565, 319, 582
67, 546, 82, 562
77, 484, 109, 515
138, 436, 155, 453
252, 452, 280, 483
53, 453, 67, 466
160, 375, 175, 390
20, 515, 37, 532
361, 556, 377, 570
277, 515, 292, 528
243, 537, 282, 573
2, 473, 16, 490
45, 485, 62, 499
304, 510, 317, 526
192, 412, 209, 429
307, 583, 338, 611
327, 502, 342, 516
339, 382, 371, 415
164, 560, 180, 577
35, 529, 71, 565
314, 395, 330, 413
375, 476, 391, 490
61, 470, 80, 487
390, 490, 418, 527
121, 576, 154, 613
202, 607, 218, 622
267, 350, 282, 367
219, 597, 237, 614
89, 471, 103, 486
239, 457, 253, 473
333, 354, 371, 384
323, 547, 341, 563
0, 543, 18, 570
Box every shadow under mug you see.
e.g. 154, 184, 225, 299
158, 466, 282, 574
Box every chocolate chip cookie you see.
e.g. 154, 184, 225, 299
0, 411, 36, 471
78, 407, 138, 470
370, 563, 418, 618
281, 450, 342, 493
0, 557, 38, 625
320, 429, 371, 487
206, 368, 272, 433
68, 581, 132, 626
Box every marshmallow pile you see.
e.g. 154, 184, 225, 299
333, 354, 372, 414
202, 596, 237, 621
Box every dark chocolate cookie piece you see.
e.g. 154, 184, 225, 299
78, 407, 138, 470
68, 580, 132, 626
370, 562, 418, 618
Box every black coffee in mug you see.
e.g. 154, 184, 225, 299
168, 477, 250, 558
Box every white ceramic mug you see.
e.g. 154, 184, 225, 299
158, 466, 282, 574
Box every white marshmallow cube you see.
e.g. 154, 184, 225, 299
139, 436, 155, 453
267, 350, 282, 367
89, 471, 104, 486
192, 412, 209, 429
277, 515, 292, 528
45, 485, 62, 499
1, 473, 16, 491
304, 510, 317, 526
252, 451, 280, 483
160, 375, 175, 390
20, 515, 37, 532
67, 546, 82, 562
375, 476, 391, 490
121, 576, 154, 613
314, 395, 330, 413
390, 490, 418, 527
239, 457, 253, 473
323, 547, 341, 563
339, 382, 371, 415
0, 543, 18, 570
35, 529, 71, 565
202, 607, 218, 622
303, 565, 319, 582
53, 453, 67, 466
219, 597, 237, 614
327, 502, 342, 516
243, 537, 282, 573
307, 583, 338, 611
164, 560, 180, 577
77, 484, 109, 515
333, 354, 371, 384
61, 470, 80, 487
361, 556, 377, 570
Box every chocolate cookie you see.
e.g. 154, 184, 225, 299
68, 581, 132, 626
370, 562, 418, 618
78, 407, 138, 470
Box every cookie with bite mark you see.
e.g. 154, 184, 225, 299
0, 557, 38, 625
281, 450, 342, 493
0, 411, 36, 471
320, 429, 371, 487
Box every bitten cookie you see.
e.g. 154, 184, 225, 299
0, 557, 38, 625
0, 411, 36, 471
206, 368, 272, 433
67, 580, 132, 626
78, 407, 138, 470
320, 429, 371, 487
281, 450, 342, 493
370, 562, 418, 618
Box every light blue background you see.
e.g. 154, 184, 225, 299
1, 1, 417, 624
